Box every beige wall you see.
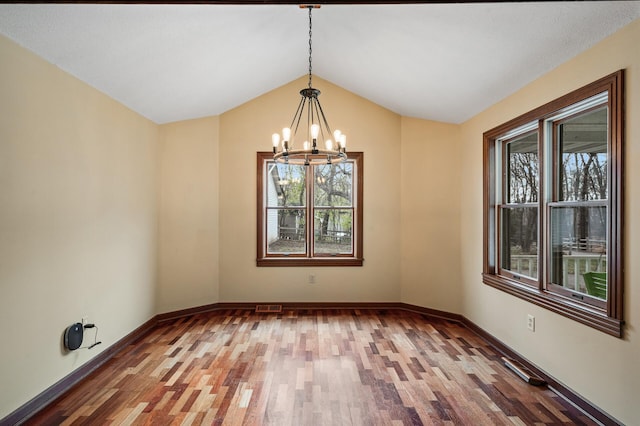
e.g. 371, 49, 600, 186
0, 35, 159, 418
218, 77, 402, 302
157, 117, 220, 313
458, 19, 640, 424
400, 118, 462, 313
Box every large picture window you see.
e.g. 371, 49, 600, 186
257, 152, 363, 266
483, 71, 624, 336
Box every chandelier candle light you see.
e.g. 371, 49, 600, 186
271, 5, 347, 166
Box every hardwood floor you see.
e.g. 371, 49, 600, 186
27, 309, 596, 425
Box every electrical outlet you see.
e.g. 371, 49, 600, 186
308, 274, 316, 284
82, 316, 89, 325
527, 314, 535, 332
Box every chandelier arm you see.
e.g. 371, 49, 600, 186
314, 99, 333, 141
307, 96, 313, 144
290, 95, 306, 134
310, 99, 326, 143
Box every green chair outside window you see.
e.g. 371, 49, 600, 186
583, 272, 607, 299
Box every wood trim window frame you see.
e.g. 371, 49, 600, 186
482, 70, 624, 337
257, 151, 364, 267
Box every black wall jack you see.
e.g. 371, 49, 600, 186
63, 322, 102, 351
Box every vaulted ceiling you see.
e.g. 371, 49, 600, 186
1, 2, 638, 124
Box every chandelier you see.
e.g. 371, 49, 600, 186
271, 5, 347, 166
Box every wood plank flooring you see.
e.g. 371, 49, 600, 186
27, 309, 596, 425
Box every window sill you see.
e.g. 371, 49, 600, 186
257, 257, 364, 267
482, 273, 623, 337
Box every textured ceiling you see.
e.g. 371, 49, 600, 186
0, 3, 638, 124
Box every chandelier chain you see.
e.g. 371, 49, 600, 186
308, 6, 313, 88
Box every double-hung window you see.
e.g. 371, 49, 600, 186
483, 71, 624, 336
257, 152, 363, 266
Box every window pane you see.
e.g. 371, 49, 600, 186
314, 162, 353, 207
549, 205, 607, 298
505, 132, 538, 204
266, 162, 306, 207
266, 208, 306, 254
558, 107, 608, 201
500, 206, 538, 279
313, 209, 353, 254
